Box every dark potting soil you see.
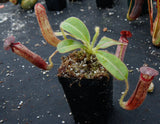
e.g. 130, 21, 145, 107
58, 50, 110, 80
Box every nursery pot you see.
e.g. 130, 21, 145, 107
45, 0, 66, 11
0, 0, 9, 3
69, 0, 82, 2
58, 75, 113, 124
18, 0, 22, 4
96, 0, 115, 9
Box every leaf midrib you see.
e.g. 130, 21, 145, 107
62, 22, 89, 43
97, 52, 127, 80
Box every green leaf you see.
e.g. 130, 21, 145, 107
57, 39, 84, 53
96, 36, 122, 49
95, 50, 128, 80
60, 17, 90, 45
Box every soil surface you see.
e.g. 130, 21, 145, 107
0, 0, 160, 124
58, 50, 110, 79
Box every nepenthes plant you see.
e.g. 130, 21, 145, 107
148, 0, 160, 46
3, 3, 159, 110
127, 0, 160, 46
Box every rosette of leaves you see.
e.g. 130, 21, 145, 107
57, 17, 128, 81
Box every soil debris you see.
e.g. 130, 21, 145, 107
58, 50, 110, 79
103, 27, 107, 32
0, 81, 3, 83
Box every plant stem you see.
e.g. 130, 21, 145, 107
119, 79, 129, 109
60, 28, 67, 40
91, 27, 100, 48
148, 0, 153, 35
153, 0, 160, 37
47, 50, 58, 70
127, 0, 133, 20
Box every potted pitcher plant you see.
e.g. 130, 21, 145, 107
3, 3, 159, 124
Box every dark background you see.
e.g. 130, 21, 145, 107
0, 0, 160, 123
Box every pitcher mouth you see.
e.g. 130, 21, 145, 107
140, 66, 159, 77
120, 31, 132, 41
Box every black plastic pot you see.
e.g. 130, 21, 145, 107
58, 76, 113, 124
96, 0, 115, 9
18, 0, 22, 4
69, 0, 82, 1
0, 0, 9, 3
45, 0, 67, 11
